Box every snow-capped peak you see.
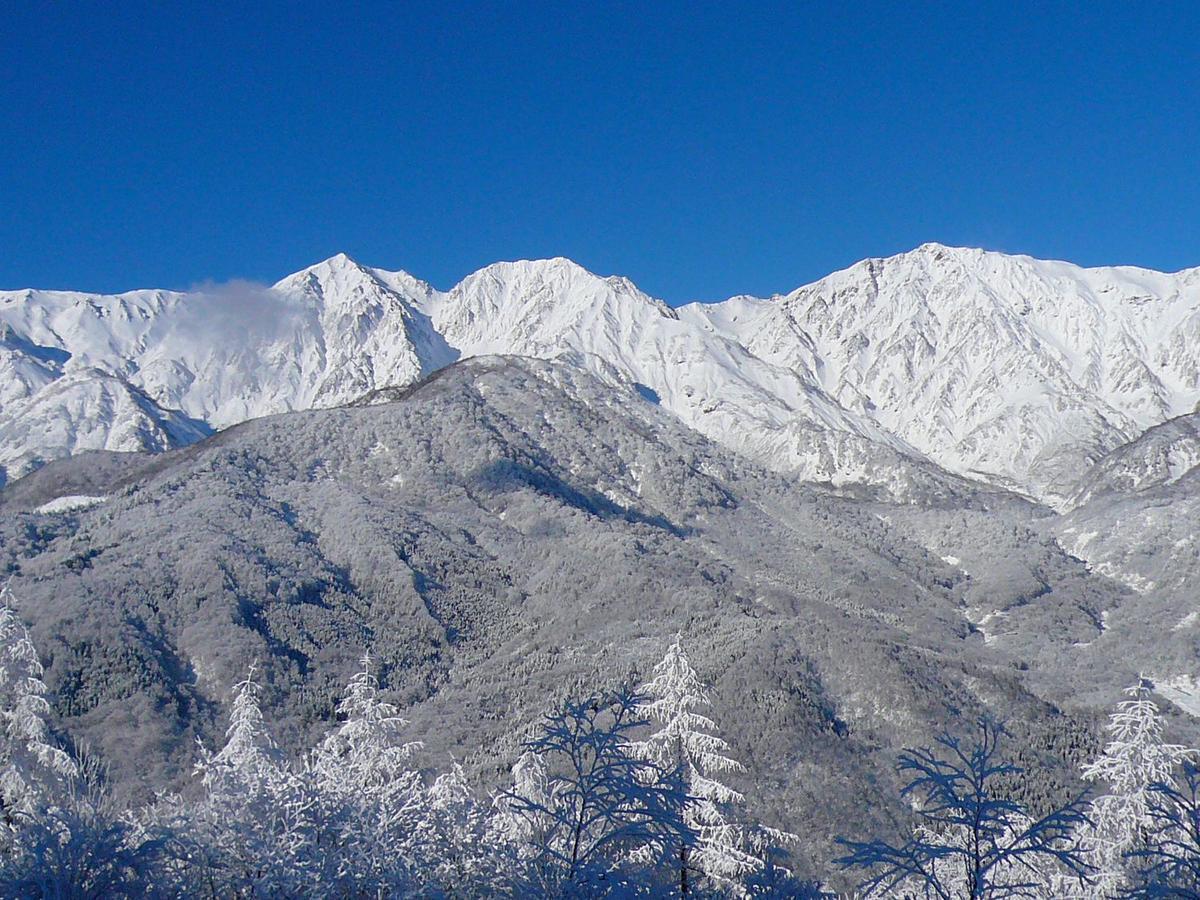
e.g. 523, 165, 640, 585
434, 257, 677, 352
274, 252, 385, 299
2, 245, 1198, 505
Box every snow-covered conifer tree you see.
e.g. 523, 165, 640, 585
309, 652, 423, 824
486, 750, 553, 894
311, 652, 422, 786
421, 761, 490, 891
502, 688, 691, 894
488, 749, 553, 865
308, 653, 425, 888
1077, 678, 1194, 897
635, 634, 774, 893
193, 662, 312, 893
201, 661, 284, 780
0, 585, 76, 840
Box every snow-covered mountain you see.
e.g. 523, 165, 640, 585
3, 244, 1198, 504
1054, 410, 1200, 626
685, 244, 1200, 503
1067, 410, 1200, 507
0, 356, 1130, 828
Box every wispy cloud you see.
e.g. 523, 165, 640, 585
168, 279, 310, 342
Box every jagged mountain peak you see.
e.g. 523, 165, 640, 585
282, 250, 362, 275
3, 246, 1199, 505
274, 251, 386, 297
442, 256, 677, 331
453, 256, 662, 304
273, 251, 431, 298
692, 246, 1200, 504
472, 254, 587, 275
825, 242, 1199, 303
891, 241, 990, 262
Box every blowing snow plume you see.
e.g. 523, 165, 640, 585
172, 278, 312, 343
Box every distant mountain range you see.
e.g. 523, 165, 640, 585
4, 244, 1198, 507
3, 245, 1200, 847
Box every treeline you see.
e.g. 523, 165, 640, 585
3, 585, 1200, 898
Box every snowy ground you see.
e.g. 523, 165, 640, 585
34, 494, 107, 515
1154, 675, 1200, 718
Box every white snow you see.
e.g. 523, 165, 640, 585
966, 608, 1010, 645
1091, 561, 1156, 594
1154, 675, 1200, 718
34, 494, 107, 514
1068, 530, 1100, 553
1062, 528, 1156, 594
1167, 445, 1200, 484
3, 244, 1199, 505
1174, 610, 1200, 631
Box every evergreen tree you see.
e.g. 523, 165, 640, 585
1078, 678, 1193, 897
202, 661, 284, 777
635, 634, 791, 894
502, 687, 692, 896
193, 662, 314, 894
0, 587, 171, 896
0, 584, 76, 843
488, 747, 556, 891
311, 652, 422, 789
308, 652, 426, 891
421, 760, 491, 892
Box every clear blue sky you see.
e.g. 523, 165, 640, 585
2, 2, 1197, 303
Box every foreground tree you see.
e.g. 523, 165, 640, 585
1076, 679, 1193, 897
1, 750, 170, 897
635, 634, 795, 894
307, 652, 427, 891
0, 588, 173, 895
501, 687, 692, 896
836, 717, 1092, 899
191, 662, 316, 893
0, 584, 77, 843
1123, 760, 1200, 898
490, 749, 552, 847
420, 760, 492, 892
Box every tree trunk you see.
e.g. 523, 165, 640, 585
680, 842, 689, 897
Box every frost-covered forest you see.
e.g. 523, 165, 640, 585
2, 336, 1198, 900
3, 0, 1198, 892
4, 586, 1200, 899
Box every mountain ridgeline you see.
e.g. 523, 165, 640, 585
4, 244, 1199, 505
2, 246, 1200, 869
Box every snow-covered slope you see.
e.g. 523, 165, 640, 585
1051, 411, 1200, 637
1066, 411, 1200, 507
0, 356, 1130, 821
684, 244, 1200, 504
0, 366, 211, 476
3, 244, 1198, 504
0, 256, 452, 483
424, 258, 973, 500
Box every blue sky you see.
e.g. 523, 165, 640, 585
2, 1, 1196, 303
